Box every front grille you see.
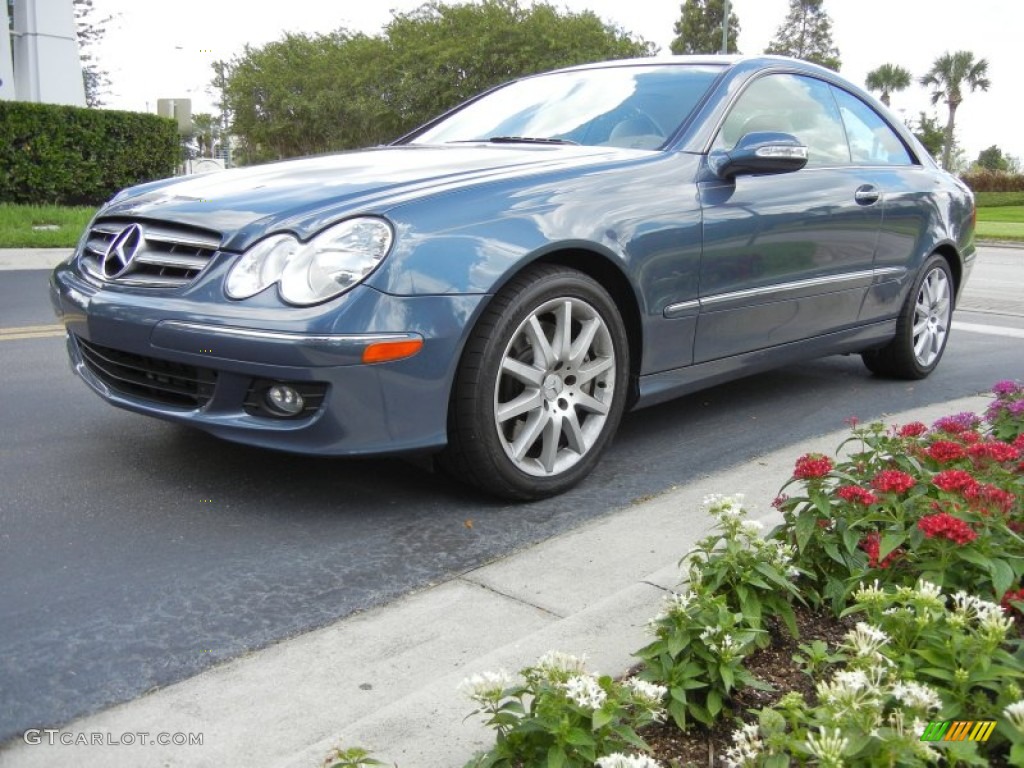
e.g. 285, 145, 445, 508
77, 337, 217, 408
79, 219, 221, 288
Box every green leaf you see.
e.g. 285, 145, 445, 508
591, 708, 613, 731
565, 727, 594, 747
989, 557, 1015, 596
795, 511, 817, 552
706, 687, 723, 717
878, 532, 906, 560
546, 745, 566, 768
719, 665, 734, 691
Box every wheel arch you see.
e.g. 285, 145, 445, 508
528, 248, 644, 406
930, 242, 964, 302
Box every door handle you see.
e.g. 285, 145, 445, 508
854, 185, 881, 205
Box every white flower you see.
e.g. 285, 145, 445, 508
595, 753, 663, 768
721, 722, 762, 768
536, 650, 588, 680
741, 519, 764, 536
842, 622, 889, 659
853, 579, 887, 605
562, 674, 607, 710
890, 680, 943, 712
625, 677, 667, 705
913, 580, 944, 605
458, 669, 512, 702
804, 727, 849, 766
1005, 700, 1024, 732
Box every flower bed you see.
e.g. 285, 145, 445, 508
454, 381, 1024, 767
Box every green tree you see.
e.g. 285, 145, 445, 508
189, 113, 221, 158
382, 0, 653, 134
911, 112, 945, 159
764, 0, 840, 71
865, 63, 911, 107
920, 50, 990, 171
214, 0, 652, 163
669, 0, 740, 55
976, 144, 1009, 172
72, 0, 112, 107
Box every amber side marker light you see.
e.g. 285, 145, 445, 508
362, 338, 424, 364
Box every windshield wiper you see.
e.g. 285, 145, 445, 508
487, 136, 578, 145
447, 136, 578, 146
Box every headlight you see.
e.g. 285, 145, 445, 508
225, 217, 393, 305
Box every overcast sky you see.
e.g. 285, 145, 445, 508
88, 0, 1021, 162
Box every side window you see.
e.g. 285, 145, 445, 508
832, 88, 914, 165
714, 74, 850, 166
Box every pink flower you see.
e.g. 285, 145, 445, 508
836, 485, 878, 506
932, 412, 981, 435
917, 513, 976, 544
993, 380, 1021, 396
871, 470, 916, 495
794, 453, 833, 480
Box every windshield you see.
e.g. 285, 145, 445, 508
408, 64, 723, 150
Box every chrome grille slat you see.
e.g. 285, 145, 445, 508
77, 219, 221, 289
134, 252, 209, 270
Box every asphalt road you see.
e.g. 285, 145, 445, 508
1, 247, 1022, 742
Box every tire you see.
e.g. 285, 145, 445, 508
441, 264, 630, 500
862, 254, 954, 379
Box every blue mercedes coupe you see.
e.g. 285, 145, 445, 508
50, 56, 975, 499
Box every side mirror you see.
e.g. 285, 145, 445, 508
708, 131, 809, 180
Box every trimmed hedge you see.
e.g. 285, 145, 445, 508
0, 102, 179, 206
960, 169, 1024, 193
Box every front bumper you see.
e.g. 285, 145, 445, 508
50, 261, 486, 456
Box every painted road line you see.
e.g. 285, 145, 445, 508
0, 324, 65, 341
953, 321, 1024, 340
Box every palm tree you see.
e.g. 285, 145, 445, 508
865, 63, 911, 107
920, 50, 990, 171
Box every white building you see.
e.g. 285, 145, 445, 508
1, 0, 86, 106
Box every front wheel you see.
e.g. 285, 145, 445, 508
442, 264, 629, 500
862, 254, 954, 379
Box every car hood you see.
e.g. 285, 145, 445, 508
100, 144, 649, 249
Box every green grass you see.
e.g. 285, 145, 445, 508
976, 204, 1024, 241
974, 191, 1024, 208
0, 204, 96, 248
977, 205, 1024, 223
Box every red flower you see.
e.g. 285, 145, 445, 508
967, 441, 1020, 464
794, 453, 833, 480
772, 494, 789, 510
1014, 434, 1024, 451
860, 531, 901, 569
933, 469, 980, 495
917, 513, 977, 544
898, 422, 927, 438
837, 485, 879, 506
871, 469, 916, 495
964, 484, 1017, 516
927, 441, 967, 463
1001, 588, 1024, 615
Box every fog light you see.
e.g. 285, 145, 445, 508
265, 384, 305, 415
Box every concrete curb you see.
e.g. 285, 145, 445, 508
0, 394, 993, 768
0, 249, 72, 271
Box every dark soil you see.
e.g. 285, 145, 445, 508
639, 604, 855, 767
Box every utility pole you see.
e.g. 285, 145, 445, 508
721, 0, 730, 54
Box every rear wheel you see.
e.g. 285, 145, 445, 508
442, 264, 629, 500
862, 254, 954, 379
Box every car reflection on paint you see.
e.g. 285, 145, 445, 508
50, 55, 975, 499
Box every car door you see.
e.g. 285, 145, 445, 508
694, 73, 884, 363
828, 85, 935, 324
